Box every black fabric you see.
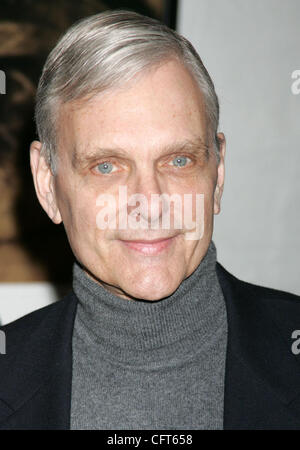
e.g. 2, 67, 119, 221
1, 262, 300, 429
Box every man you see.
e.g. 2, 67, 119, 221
0, 10, 300, 430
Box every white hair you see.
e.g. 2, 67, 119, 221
35, 9, 220, 173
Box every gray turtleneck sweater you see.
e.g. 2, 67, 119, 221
70, 240, 227, 430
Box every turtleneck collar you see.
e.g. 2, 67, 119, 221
72, 240, 226, 367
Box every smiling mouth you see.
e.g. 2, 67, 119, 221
119, 235, 178, 255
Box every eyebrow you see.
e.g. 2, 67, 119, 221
72, 136, 209, 169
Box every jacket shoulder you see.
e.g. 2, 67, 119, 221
216, 261, 300, 304
216, 262, 300, 336
0, 291, 77, 427
0, 292, 77, 350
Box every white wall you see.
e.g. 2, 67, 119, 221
0, 284, 60, 325
178, 0, 300, 295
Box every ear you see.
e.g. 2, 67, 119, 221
29, 140, 62, 224
214, 132, 226, 215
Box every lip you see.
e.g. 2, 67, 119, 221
120, 236, 177, 255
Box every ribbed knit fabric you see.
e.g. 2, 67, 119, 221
70, 240, 228, 429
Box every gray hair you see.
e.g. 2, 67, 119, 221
35, 9, 220, 173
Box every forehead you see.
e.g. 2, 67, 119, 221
57, 59, 207, 160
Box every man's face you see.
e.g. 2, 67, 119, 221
31, 59, 225, 301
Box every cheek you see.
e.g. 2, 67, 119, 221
189, 178, 215, 234
58, 190, 98, 245
185, 177, 215, 209
203, 184, 215, 210
55, 173, 96, 228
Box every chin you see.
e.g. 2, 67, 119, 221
124, 282, 179, 302
119, 266, 185, 301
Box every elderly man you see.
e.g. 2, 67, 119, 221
0, 10, 300, 431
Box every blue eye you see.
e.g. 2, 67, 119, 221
171, 156, 190, 167
97, 162, 114, 174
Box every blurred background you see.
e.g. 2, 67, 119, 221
0, 0, 299, 324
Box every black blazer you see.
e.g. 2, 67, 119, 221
1, 262, 300, 430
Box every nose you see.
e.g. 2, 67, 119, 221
127, 168, 166, 226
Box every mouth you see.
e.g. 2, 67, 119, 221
119, 235, 178, 256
